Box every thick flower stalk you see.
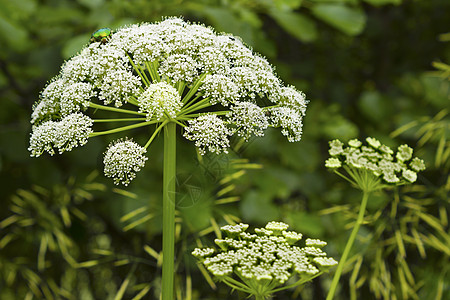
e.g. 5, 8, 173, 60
324, 137, 425, 300
28, 18, 308, 300
193, 222, 337, 300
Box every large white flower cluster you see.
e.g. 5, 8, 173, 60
192, 222, 337, 292
29, 17, 308, 184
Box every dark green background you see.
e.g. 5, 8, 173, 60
0, 0, 448, 299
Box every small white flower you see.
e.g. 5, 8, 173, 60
228, 102, 268, 141
55, 113, 94, 154
305, 238, 327, 248
383, 172, 400, 183
229, 67, 259, 98
326, 138, 425, 187
221, 223, 249, 235
196, 46, 229, 74
183, 114, 232, 155
269, 107, 303, 142
279, 86, 308, 115
29, 120, 59, 157
138, 82, 182, 120
313, 257, 338, 267
31, 99, 60, 126
282, 231, 303, 244
410, 157, 425, 172
348, 139, 362, 148
159, 54, 199, 84
98, 69, 142, 107
192, 248, 215, 258
329, 139, 344, 156
266, 221, 289, 232
60, 82, 95, 116
103, 139, 148, 186
325, 158, 342, 169
199, 74, 240, 106
397, 144, 413, 162
194, 222, 336, 288
29, 113, 93, 157
402, 169, 417, 182
366, 137, 381, 149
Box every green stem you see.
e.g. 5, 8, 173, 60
89, 120, 159, 137
181, 73, 207, 103
145, 61, 160, 82
128, 55, 150, 86
144, 120, 168, 149
88, 102, 145, 116
181, 100, 212, 116
180, 110, 229, 119
161, 122, 176, 300
93, 118, 147, 123
326, 191, 370, 300
270, 272, 323, 293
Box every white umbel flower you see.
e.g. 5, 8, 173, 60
228, 102, 268, 141
326, 138, 426, 187
280, 86, 308, 115
159, 54, 199, 84
60, 82, 95, 116
28, 113, 93, 157
29, 120, 59, 157
183, 114, 232, 155
193, 221, 337, 290
138, 82, 182, 121
55, 113, 94, 154
200, 74, 240, 106
103, 139, 148, 186
269, 107, 303, 142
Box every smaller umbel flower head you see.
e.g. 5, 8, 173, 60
325, 137, 426, 191
138, 82, 182, 121
103, 139, 148, 186
183, 114, 233, 155
28, 112, 93, 157
192, 222, 337, 299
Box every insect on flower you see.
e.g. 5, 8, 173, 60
90, 28, 112, 44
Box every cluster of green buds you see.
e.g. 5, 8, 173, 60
192, 222, 337, 300
325, 137, 426, 191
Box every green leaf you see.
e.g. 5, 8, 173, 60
269, 10, 318, 42
311, 4, 366, 35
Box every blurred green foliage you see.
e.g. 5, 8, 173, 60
1, 0, 449, 299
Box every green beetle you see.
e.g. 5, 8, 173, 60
90, 28, 112, 44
